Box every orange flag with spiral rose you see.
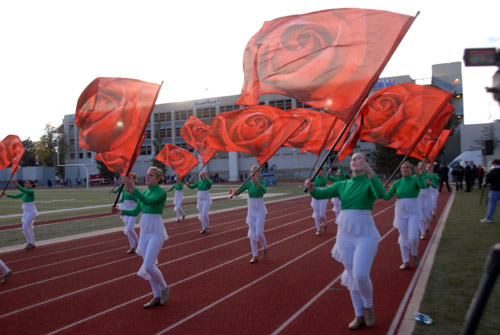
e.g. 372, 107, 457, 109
0, 135, 25, 175
206, 105, 304, 165
283, 108, 343, 156
236, 8, 416, 122
427, 129, 452, 164
401, 104, 455, 160
343, 83, 452, 158
155, 144, 199, 179
75, 77, 161, 154
180, 116, 218, 165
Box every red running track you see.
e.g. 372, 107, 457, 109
0, 192, 450, 334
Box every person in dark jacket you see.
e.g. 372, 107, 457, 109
481, 159, 500, 223
438, 163, 451, 192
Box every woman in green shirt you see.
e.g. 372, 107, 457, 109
310, 168, 329, 236
3, 179, 38, 249
305, 153, 385, 330
187, 171, 212, 234
384, 162, 424, 270
168, 177, 185, 222
112, 167, 170, 309
114, 173, 139, 254
234, 165, 268, 264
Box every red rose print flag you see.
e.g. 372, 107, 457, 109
180, 116, 218, 165
236, 8, 416, 122
427, 129, 452, 164
206, 105, 304, 165
283, 108, 343, 156
0, 135, 25, 174
155, 144, 199, 179
400, 104, 454, 160
75, 77, 161, 154
348, 83, 452, 156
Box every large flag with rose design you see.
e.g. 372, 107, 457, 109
75, 77, 161, 175
180, 116, 218, 165
400, 104, 455, 161
427, 129, 452, 163
206, 105, 305, 165
236, 8, 416, 122
155, 144, 199, 179
337, 83, 453, 161
0, 135, 25, 176
283, 108, 346, 156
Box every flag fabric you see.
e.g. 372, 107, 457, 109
180, 116, 218, 165
0, 135, 25, 174
206, 105, 305, 165
94, 146, 142, 176
155, 144, 199, 179
401, 104, 455, 160
236, 8, 416, 122
283, 108, 339, 155
75, 77, 161, 154
427, 129, 452, 163
347, 83, 452, 157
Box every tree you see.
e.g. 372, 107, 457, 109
21, 138, 37, 166
470, 124, 499, 151
35, 124, 58, 166
367, 144, 419, 178
95, 160, 119, 181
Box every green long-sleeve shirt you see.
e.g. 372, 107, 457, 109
420, 172, 437, 189
113, 185, 136, 202
168, 183, 184, 192
313, 175, 329, 187
6, 184, 35, 202
327, 165, 346, 183
237, 179, 267, 198
122, 184, 166, 217
188, 178, 212, 191
311, 174, 385, 210
384, 175, 425, 200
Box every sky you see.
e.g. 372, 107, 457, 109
1, 0, 500, 142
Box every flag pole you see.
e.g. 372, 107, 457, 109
113, 81, 164, 207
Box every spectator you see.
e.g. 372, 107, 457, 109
438, 162, 451, 192
480, 159, 500, 223
477, 164, 484, 188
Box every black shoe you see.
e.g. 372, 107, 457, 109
1, 270, 12, 284
126, 247, 135, 254
143, 297, 161, 309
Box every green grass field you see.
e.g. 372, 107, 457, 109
0, 182, 307, 248
414, 187, 500, 334
2, 183, 499, 333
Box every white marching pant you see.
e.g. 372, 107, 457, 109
246, 203, 267, 257
311, 198, 327, 231
138, 232, 167, 297
122, 215, 139, 248
394, 212, 420, 262
174, 191, 185, 220
22, 203, 37, 245
331, 197, 341, 218
0, 259, 9, 275
418, 190, 432, 234
197, 191, 211, 230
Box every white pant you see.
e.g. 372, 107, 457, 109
22, 202, 37, 245
122, 200, 138, 248
246, 198, 267, 257
331, 197, 341, 217
174, 191, 185, 220
0, 259, 9, 275
137, 232, 167, 297
394, 212, 420, 262
311, 198, 327, 231
197, 191, 211, 230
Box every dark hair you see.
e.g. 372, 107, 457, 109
26, 179, 36, 188
492, 159, 500, 165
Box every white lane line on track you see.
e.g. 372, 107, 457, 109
2, 204, 311, 274
46, 202, 394, 335
0, 206, 314, 301
270, 204, 395, 335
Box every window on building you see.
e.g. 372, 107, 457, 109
79, 153, 83, 159
167, 128, 172, 138
87, 152, 92, 158
70, 153, 75, 159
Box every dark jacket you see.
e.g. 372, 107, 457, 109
486, 167, 500, 191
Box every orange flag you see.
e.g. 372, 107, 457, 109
345, 83, 452, 156
180, 116, 218, 165
236, 8, 416, 122
155, 144, 199, 179
0, 135, 25, 175
75, 77, 161, 154
427, 129, 452, 163
283, 108, 338, 155
401, 104, 455, 160
206, 105, 304, 165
